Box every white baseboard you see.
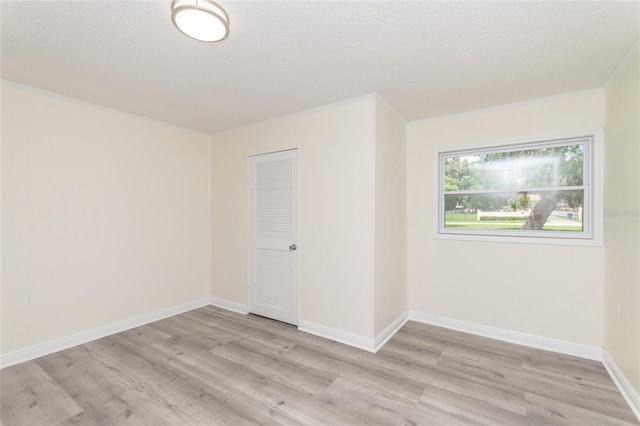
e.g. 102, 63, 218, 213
374, 311, 408, 352
0, 298, 210, 369
603, 349, 640, 422
298, 311, 409, 354
298, 320, 376, 352
408, 311, 603, 361
209, 297, 248, 315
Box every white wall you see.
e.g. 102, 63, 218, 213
604, 44, 640, 393
1, 84, 211, 355
407, 90, 606, 347
1, 78, 621, 369
374, 96, 407, 336
210, 97, 376, 339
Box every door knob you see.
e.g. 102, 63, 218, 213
289, 244, 297, 251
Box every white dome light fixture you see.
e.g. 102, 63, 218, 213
171, 0, 229, 43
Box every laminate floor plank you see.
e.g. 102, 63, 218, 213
418, 382, 527, 426
195, 317, 298, 349
398, 323, 530, 368
300, 334, 440, 378
418, 365, 527, 416
389, 329, 452, 355
115, 325, 172, 349
379, 338, 442, 367
438, 352, 635, 423
86, 337, 262, 425
150, 339, 362, 425
319, 377, 425, 426
149, 330, 234, 356
371, 342, 529, 416
524, 392, 638, 426
285, 345, 428, 405
2, 308, 637, 426
211, 339, 338, 396
147, 316, 235, 348
183, 310, 303, 353
522, 353, 620, 391
0, 361, 83, 425
435, 352, 521, 387
34, 346, 140, 426
140, 343, 304, 426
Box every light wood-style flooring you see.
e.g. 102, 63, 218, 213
1, 306, 637, 425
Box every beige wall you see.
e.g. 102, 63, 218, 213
210, 97, 376, 338
604, 45, 640, 393
1, 84, 211, 354
407, 90, 606, 347
2, 73, 627, 369
374, 96, 407, 336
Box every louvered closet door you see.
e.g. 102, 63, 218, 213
248, 149, 298, 325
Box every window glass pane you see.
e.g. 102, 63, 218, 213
444, 190, 584, 232
444, 143, 584, 192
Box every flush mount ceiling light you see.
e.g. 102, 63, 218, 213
171, 0, 229, 43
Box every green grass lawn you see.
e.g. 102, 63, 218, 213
445, 213, 480, 222
445, 222, 582, 231
445, 212, 582, 231
445, 223, 524, 230
543, 227, 583, 231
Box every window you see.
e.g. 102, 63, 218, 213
438, 133, 599, 242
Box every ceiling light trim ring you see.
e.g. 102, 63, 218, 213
171, 0, 230, 43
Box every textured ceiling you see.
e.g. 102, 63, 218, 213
2, 1, 639, 134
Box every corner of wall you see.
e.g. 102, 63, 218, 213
603, 37, 640, 403
603, 349, 640, 422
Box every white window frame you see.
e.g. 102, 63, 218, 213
435, 129, 604, 246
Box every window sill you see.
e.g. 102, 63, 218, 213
434, 231, 603, 247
